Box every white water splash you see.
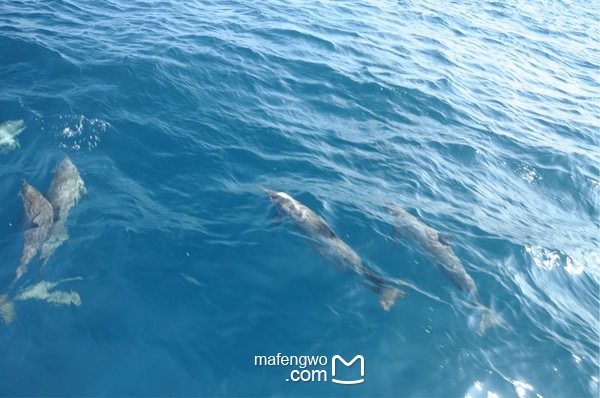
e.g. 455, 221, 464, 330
526, 245, 595, 276
55, 115, 109, 151
517, 163, 543, 184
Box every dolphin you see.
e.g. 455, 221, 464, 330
387, 205, 503, 334
0, 179, 53, 324
0, 119, 26, 153
15, 179, 54, 282
39, 156, 86, 264
260, 187, 404, 311
0, 277, 83, 324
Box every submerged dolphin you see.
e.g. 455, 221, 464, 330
261, 187, 404, 310
387, 205, 503, 334
15, 277, 82, 307
0, 277, 82, 324
40, 156, 87, 264
15, 179, 54, 281
0, 119, 26, 152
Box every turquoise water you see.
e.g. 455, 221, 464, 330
0, 0, 598, 396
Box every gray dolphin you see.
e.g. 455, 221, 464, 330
0, 119, 26, 153
260, 187, 404, 311
15, 179, 54, 281
40, 156, 87, 264
1, 179, 53, 324
387, 205, 503, 334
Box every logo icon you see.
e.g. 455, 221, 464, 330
331, 355, 365, 385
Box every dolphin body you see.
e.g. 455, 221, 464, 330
387, 205, 502, 334
0, 119, 26, 153
261, 187, 404, 311
40, 156, 87, 264
0, 179, 54, 324
15, 179, 55, 281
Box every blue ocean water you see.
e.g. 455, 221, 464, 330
0, 0, 598, 396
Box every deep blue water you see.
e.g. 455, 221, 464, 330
0, 0, 598, 396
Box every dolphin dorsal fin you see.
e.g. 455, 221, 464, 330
438, 232, 454, 246
31, 211, 45, 228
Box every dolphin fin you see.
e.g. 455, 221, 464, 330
378, 286, 405, 311
438, 232, 454, 246
31, 206, 53, 228
478, 307, 504, 335
0, 294, 15, 324
271, 213, 282, 227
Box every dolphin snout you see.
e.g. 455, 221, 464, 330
257, 185, 277, 200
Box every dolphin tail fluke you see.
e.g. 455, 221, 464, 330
378, 285, 405, 311
478, 307, 504, 335
0, 294, 15, 324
